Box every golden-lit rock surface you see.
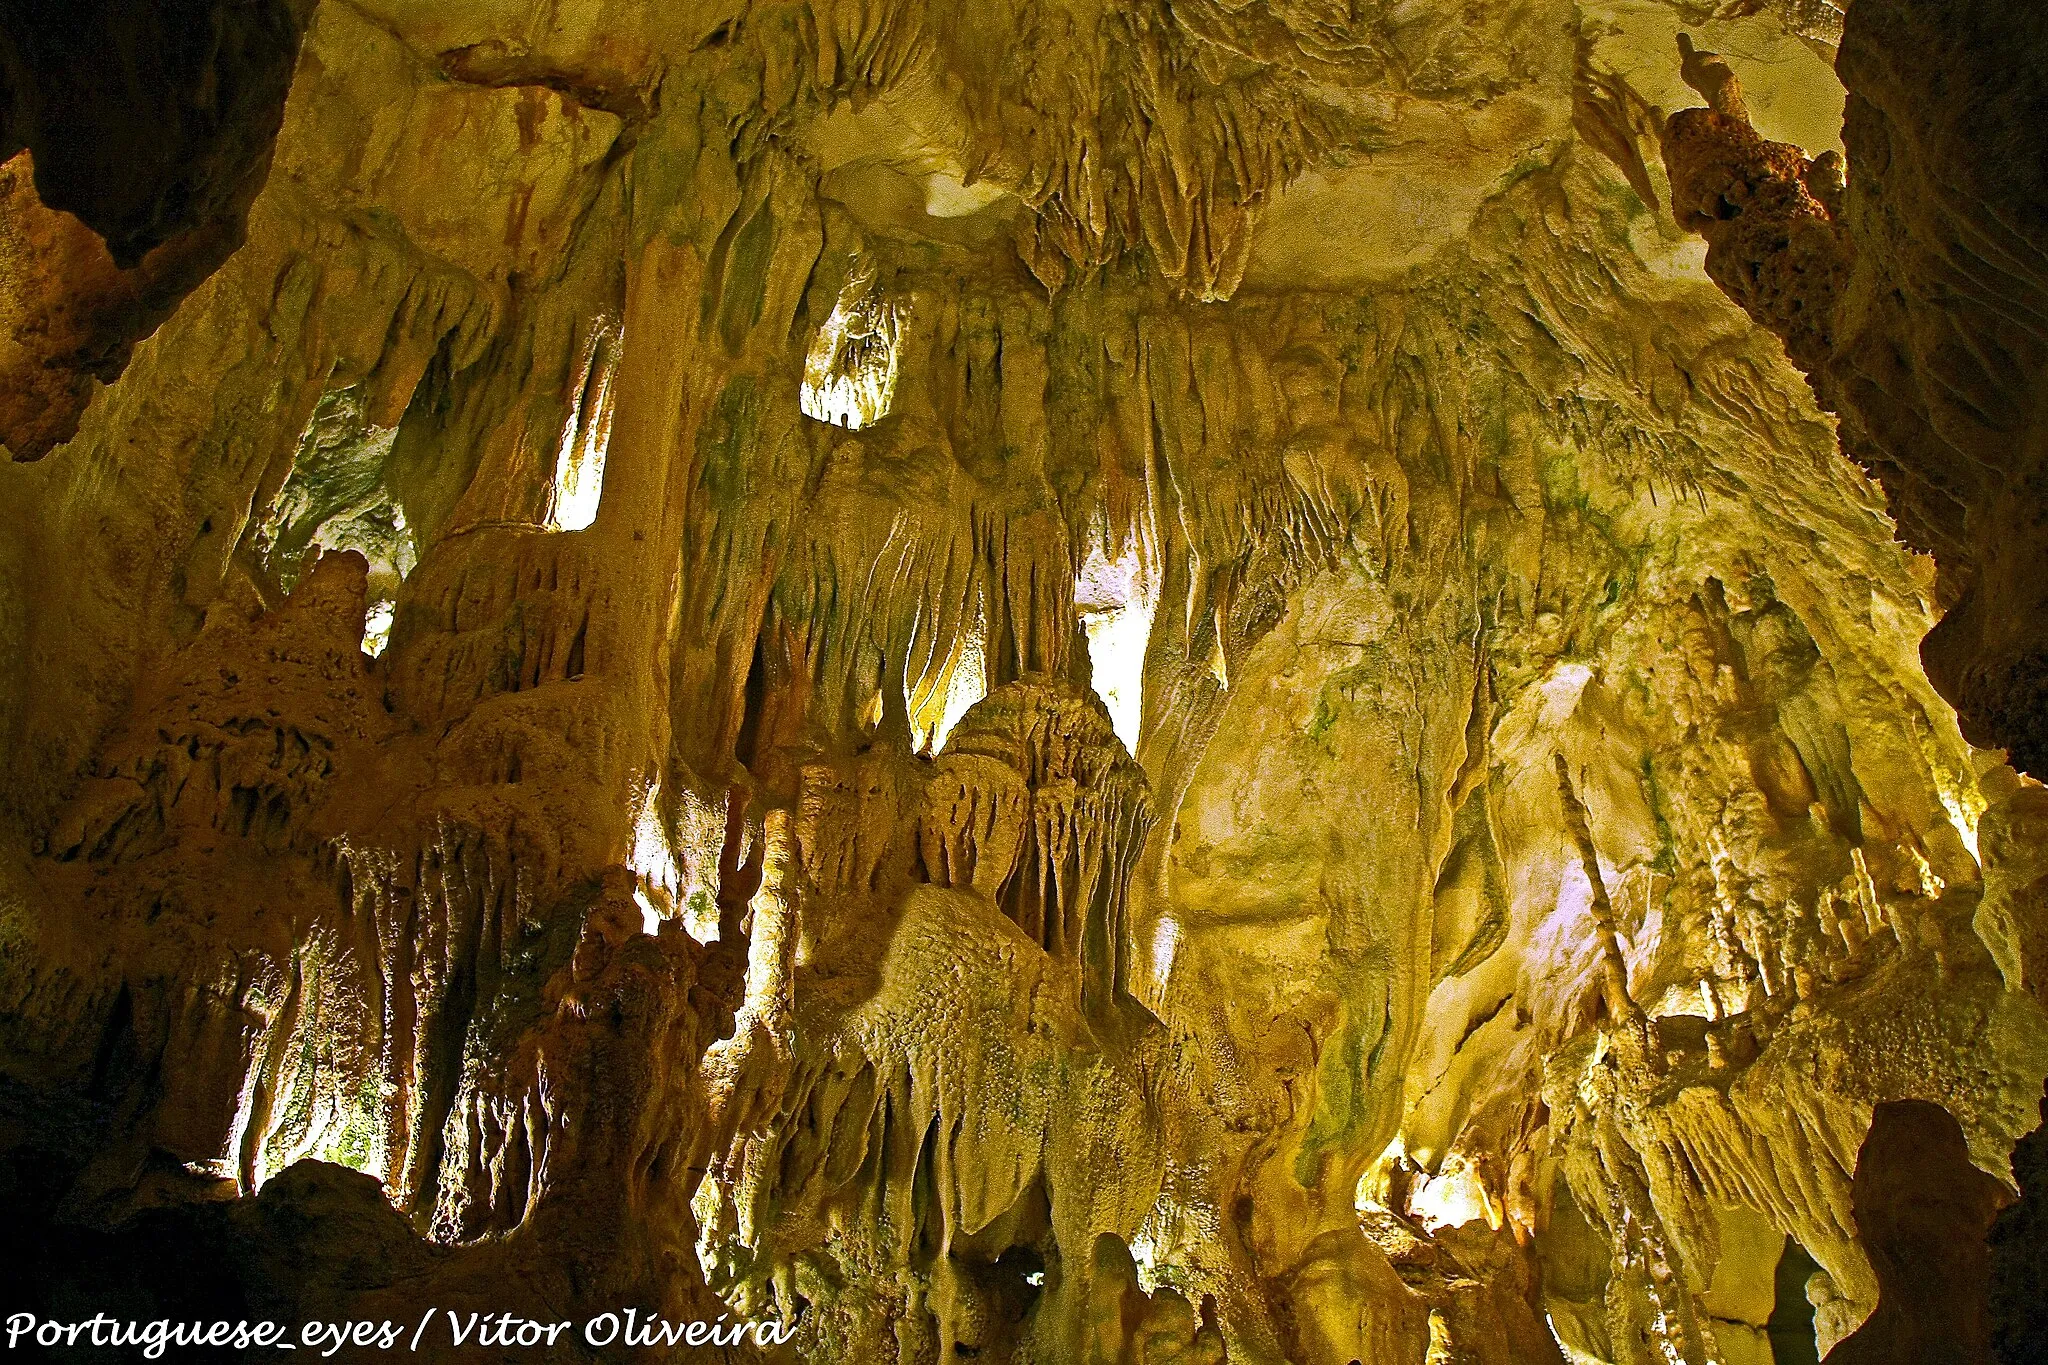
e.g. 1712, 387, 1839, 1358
0, 1, 2043, 1362
1657, 0, 2048, 782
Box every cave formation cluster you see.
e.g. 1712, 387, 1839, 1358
3, 0, 2047, 1362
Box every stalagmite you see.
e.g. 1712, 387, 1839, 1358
3, 1, 2047, 1362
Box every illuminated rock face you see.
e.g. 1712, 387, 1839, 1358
1656, 0, 2048, 782
0, 2, 2044, 1363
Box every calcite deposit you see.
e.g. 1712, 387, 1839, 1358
1, 0, 2043, 1362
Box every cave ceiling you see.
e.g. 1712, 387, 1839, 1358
3, 0, 2046, 1363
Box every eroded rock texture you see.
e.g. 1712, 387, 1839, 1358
1, 1, 2043, 1363
1658, 0, 2048, 780
0, 0, 315, 458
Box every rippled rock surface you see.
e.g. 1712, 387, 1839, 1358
2, 1, 2044, 1361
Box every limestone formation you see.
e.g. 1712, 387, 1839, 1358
0, 0, 315, 458
1657, 1, 2048, 781
1, 1, 2044, 1363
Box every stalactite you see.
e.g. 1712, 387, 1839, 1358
1556, 752, 1659, 1076
4, 3, 2047, 1362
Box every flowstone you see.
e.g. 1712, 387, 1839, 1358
2, 1, 2045, 1362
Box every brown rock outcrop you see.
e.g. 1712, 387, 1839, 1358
1659, 3, 2048, 779
1826, 1100, 2009, 1365
0, 0, 314, 458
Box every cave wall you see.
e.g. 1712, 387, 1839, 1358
1, 0, 2043, 1362
1655, 0, 2048, 781
0, 0, 316, 459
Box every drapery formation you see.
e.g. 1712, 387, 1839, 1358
3, 2, 2045, 1362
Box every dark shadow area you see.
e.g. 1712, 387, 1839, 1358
1828, 1099, 2008, 1365
1989, 1080, 2048, 1365
1767, 1237, 1822, 1365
